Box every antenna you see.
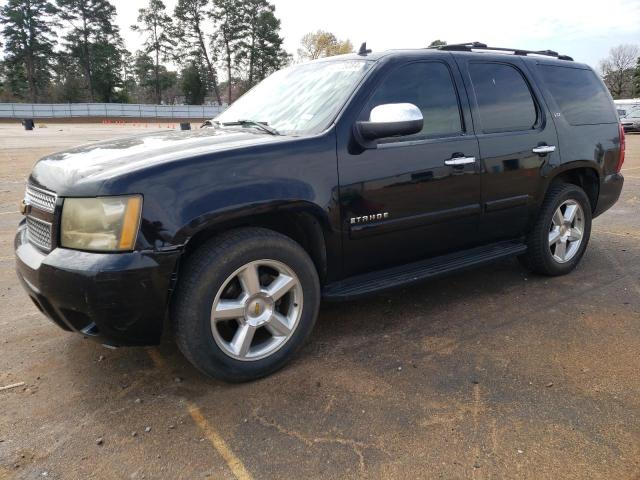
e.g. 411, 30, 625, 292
358, 42, 372, 56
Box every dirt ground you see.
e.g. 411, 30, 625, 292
0, 122, 639, 480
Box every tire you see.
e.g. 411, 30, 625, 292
172, 227, 320, 382
520, 182, 592, 276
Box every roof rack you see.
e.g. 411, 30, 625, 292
430, 42, 573, 61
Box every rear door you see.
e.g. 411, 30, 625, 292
454, 55, 560, 241
337, 57, 482, 276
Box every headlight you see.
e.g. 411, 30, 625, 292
61, 195, 142, 252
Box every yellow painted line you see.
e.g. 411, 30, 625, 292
188, 403, 254, 480
621, 166, 640, 171
146, 348, 253, 480
623, 174, 640, 179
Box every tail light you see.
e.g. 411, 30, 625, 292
616, 123, 625, 173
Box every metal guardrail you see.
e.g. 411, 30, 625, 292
0, 103, 225, 119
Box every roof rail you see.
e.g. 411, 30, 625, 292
429, 42, 573, 61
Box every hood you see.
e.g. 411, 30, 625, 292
29, 127, 288, 195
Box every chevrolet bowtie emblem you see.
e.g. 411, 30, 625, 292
19, 199, 31, 215
254, 302, 261, 316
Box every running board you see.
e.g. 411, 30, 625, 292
322, 240, 527, 301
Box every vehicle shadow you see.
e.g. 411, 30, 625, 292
63, 238, 621, 399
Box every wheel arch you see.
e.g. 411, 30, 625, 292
545, 162, 600, 212
179, 202, 330, 284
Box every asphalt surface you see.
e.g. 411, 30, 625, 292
0, 123, 639, 480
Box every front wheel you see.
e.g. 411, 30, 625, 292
172, 227, 320, 382
520, 183, 592, 276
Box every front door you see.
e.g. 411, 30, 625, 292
337, 58, 482, 277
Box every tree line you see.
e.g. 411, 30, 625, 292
0, 0, 354, 105
9, 6, 636, 108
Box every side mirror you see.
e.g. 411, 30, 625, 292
354, 103, 423, 147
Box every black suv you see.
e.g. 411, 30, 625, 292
15, 43, 625, 381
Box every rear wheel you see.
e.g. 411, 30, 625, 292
520, 183, 592, 276
172, 227, 320, 382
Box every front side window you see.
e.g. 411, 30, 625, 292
215, 60, 373, 135
364, 61, 463, 141
469, 63, 538, 133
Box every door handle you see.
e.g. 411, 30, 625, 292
445, 156, 476, 166
532, 145, 556, 154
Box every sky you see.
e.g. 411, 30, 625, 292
112, 0, 640, 69
0, 0, 638, 68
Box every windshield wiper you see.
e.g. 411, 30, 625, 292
220, 119, 280, 135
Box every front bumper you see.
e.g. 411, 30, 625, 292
15, 223, 181, 346
593, 172, 624, 218
622, 124, 640, 132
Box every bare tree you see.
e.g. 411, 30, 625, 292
599, 44, 640, 98
297, 30, 353, 61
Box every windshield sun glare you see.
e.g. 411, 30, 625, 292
215, 60, 373, 135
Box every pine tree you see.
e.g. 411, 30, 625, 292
49, 52, 84, 102
174, 0, 222, 104
56, 0, 124, 101
239, 0, 288, 90
91, 36, 127, 102
0, 60, 6, 100
120, 49, 137, 102
133, 50, 176, 103
250, 7, 289, 84
210, 0, 246, 104
131, 0, 175, 104
0, 0, 58, 101
181, 60, 207, 104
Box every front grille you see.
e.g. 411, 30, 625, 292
25, 184, 57, 213
26, 216, 53, 251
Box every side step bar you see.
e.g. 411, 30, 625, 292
322, 240, 527, 301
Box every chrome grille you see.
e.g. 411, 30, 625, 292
25, 184, 57, 213
26, 216, 52, 251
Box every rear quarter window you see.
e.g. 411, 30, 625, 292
538, 65, 617, 125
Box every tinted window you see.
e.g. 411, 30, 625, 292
539, 65, 617, 125
366, 62, 462, 140
469, 63, 537, 133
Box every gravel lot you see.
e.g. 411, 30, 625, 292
1, 123, 639, 480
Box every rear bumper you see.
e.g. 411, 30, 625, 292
593, 172, 624, 218
14, 223, 181, 346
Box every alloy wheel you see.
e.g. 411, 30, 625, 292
548, 199, 585, 263
210, 259, 303, 361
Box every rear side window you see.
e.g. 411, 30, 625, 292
468, 63, 538, 133
538, 66, 617, 125
365, 61, 462, 140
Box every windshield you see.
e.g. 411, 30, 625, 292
215, 59, 373, 135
